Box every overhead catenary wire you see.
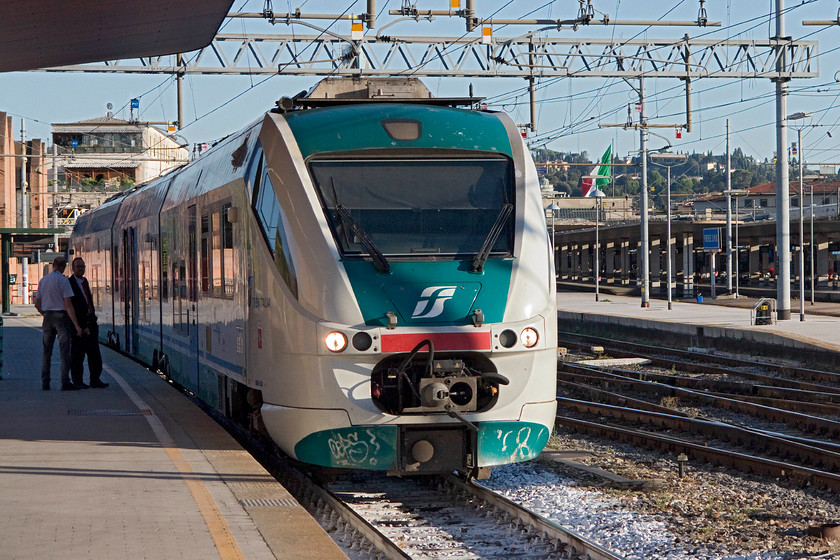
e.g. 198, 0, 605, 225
4, 0, 839, 165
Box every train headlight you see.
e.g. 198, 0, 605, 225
325, 331, 348, 352
520, 327, 539, 348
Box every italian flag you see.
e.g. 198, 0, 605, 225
580, 145, 611, 197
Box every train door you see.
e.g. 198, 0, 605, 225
187, 205, 200, 388
109, 232, 119, 348
122, 227, 139, 355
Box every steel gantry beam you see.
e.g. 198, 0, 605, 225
40, 34, 818, 79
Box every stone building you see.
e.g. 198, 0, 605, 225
52, 115, 189, 187
0, 111, 51, 304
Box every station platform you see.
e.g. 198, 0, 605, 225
556, 292, 840, 367
0, 307, 347, 560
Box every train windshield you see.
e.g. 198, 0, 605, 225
310, 158, 515, 259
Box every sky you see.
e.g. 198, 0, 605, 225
2, 0, 840, 165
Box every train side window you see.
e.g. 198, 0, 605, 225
112, 242, 120, 304
253, 161, 298, 297
211, 209, 222, 296
92, 266, 99, 307
222, 203, 235, 297
245, 144, 264, 198
139, 261, 148, 323
172, 260, 188, 333
200, 213, 211, 293
161, 233, 169, 302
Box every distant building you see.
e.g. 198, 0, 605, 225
0, 111, 52, 305
534, 160, 570, 174
692, 181, 840, 220
52, 116, 188, 187
0, 111, 194, 307
543, 195, 635, 222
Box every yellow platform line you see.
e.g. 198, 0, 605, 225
104, 363, 245, 560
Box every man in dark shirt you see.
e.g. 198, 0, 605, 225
69, 257, 108, 389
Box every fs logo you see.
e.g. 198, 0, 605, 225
411, 286, 457, 319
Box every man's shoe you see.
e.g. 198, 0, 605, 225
75, 382, 90, 389
89, 381, 109, 389
42, 382, 50, 390
61, 382, 80, 391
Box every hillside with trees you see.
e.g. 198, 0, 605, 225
532, 147, 782, 202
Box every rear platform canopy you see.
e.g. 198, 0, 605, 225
0, 0, 234, 72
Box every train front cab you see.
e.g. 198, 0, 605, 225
254, 103, 557, 476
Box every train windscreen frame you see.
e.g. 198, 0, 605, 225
310, 157, 515, 259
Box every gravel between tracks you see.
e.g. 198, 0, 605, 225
484, 433, 840, 560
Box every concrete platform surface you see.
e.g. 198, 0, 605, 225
557, 292, 840, 356
0, 312, 348, 560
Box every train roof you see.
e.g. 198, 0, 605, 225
281, 103, 514, 160
72, 194, 125, 236
290, 96, 486, 109
275, 77, 485, 111
116, 176, 171, 225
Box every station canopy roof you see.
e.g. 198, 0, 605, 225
0, 0, 233, 72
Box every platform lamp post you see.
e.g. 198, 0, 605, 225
545, 201, 559, 271
723, 189, 749, 299
545, 202, 559, 241
650, 152, 687, 310
788, 111, 812, 321
593, 189, 606, 301
809, 182, 815, 305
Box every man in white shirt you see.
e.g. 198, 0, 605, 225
34, 256, 84, 390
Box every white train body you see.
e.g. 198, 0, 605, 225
71, 79, 557, 475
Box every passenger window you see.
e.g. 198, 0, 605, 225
172, 259, 188, 334
222, 203, 235, 297
161, 233, 169, 302
212, 209, 222, 296
253, 159, 297, 297
245, 144, 264, 199
198, 203, 236, 300
200, 214, 211, 293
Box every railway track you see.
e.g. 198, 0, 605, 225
322, 473, 627, 560
179, 344, 630, 560
230, 417, 627, 559
559, 363, 840, 439
555, 332, 840, 492
557, 329, 840, 385
556, 400, 840, 492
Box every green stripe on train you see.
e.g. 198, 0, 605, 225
294, 426, 399, 470
477, 421, 551, 466
294, 420, 550, 470
284, 104, 513, 158
343, 259, 512, 327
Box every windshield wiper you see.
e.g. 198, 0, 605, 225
335, 204, 391, 274
471, 203, 513, 273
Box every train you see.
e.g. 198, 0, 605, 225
69, 78, 557, 476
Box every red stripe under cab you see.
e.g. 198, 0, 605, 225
381, 332, 491, 353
